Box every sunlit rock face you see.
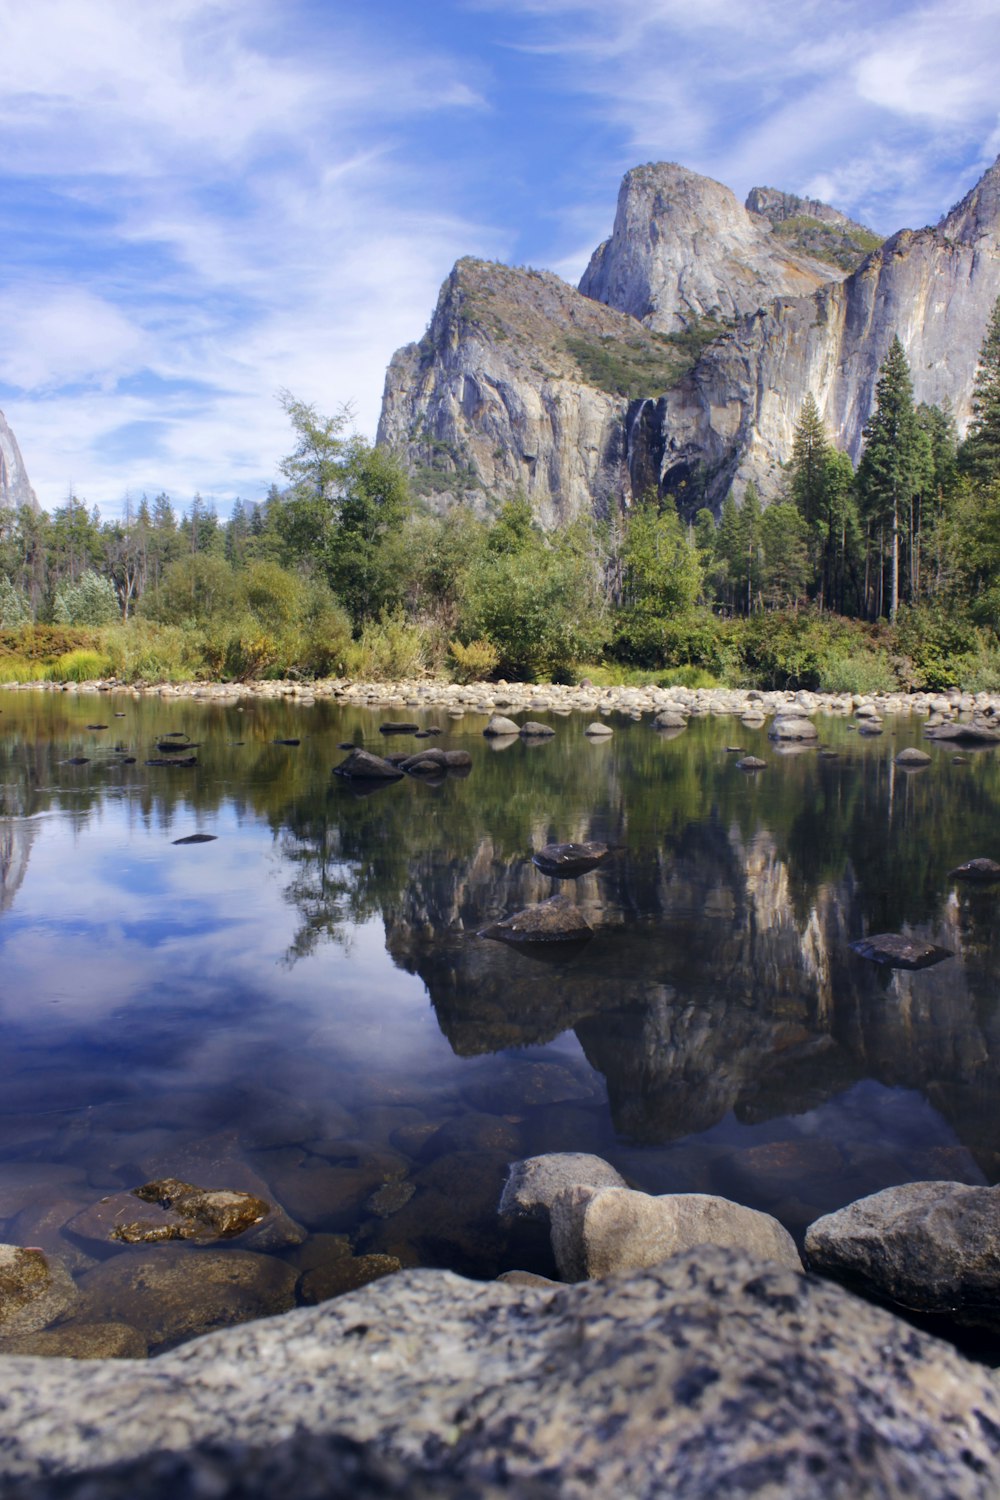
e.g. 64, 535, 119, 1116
0, 411, 36, 511
379, 157, 1000, 520
579, 162, 848, 334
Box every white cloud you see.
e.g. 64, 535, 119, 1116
0, 290, 146, 392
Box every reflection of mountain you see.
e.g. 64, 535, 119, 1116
0, 818, 37, 915
384, 819, 1000, 1177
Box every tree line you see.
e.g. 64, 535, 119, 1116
1, 303, 999, 692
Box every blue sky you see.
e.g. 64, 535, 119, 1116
1, 0, 999, 518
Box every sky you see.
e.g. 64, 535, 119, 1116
1, 0, 999, 519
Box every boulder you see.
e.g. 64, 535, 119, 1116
849, 933, 954, 969
483, 716, 520, 737
805, 1182, 1000, 1333
0, 1246, 78, 1338
519, 722, 555, 738
949, 858, 1000, 883
299, 1255, 402, 1305
926, 720, 1000, 743
550, 1186, 801, 1281
735, 756, 766, 771
895, 747, 931, 766
768, 716, 818, 741
4, 1249, 999, 1498
441, 750, 472, 769
498, 1153, 626, 1226
331, 749, 404, 781
478, 895, 592, 945
531, 841, 609, 878
378, 722, 420, 734
652, 710, 687, 729
399, 748, 448, 772
584, 722, 613, 737
0, 1322, 147, 1360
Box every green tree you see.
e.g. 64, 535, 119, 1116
53, 569, 120, 626
760, 502, 810, 608
789, 395, 859, 611
958, 295, 1000, 487
0, 574, 30, 626
855, 337, 923, 621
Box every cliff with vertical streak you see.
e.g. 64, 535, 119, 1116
0, 410, 36, 512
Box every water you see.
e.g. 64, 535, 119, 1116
1, 689, 999, 1344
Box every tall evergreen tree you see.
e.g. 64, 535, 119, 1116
855, 337, 921, 622
958, 295, 1000, 486
789, 394, 859, 611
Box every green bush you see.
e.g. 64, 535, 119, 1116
448, 637, 500, 683
0, 576, 30, 627
344, 610, 428, 681
53, 571, 120, 627
99, 621, 200, 683
48, 648, 113, 682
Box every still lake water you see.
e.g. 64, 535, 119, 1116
1, 688, 999, 1334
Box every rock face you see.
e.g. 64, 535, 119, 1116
379, 156, 1000, 519
579, 162, 853, 335
805, 1182, 1000, 1333
0, 410, 37, 512
4, 1250, 1000, 1498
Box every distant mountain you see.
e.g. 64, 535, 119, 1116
378, 157, 1000, 518
0, 410, 37, 512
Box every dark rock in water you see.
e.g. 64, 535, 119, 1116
332, 749, 404, 781
155, 740, 200, 753
819, 749, 839, 758
949, 858, 1000, 883
6, 1248, 1000, 1499
65, 757, 89, 766
114, 712, 126, 717
480, 895, 592, 945
425, 726, 443, 735
442, 749, 472, 768
736, 756, 766, 771
926, 720, 1000, 743
272, 738, 300, 746
85, 724, 108, 730
805, 1181, 1000, 1334
849, 933, 953, 969
403, 757, 445, 777
120, 757, 136, 765
379, 722, 419, 735
0, 1321, 146, 1360
172, 834, 217, 845
953, 754, 970, 764
146, 756, 197, 768
382, 752, 411, 765
364, 1183, 416, 1219
724, 746, 743, 753
68, 1180, 271, 1247
413, 729, 431, 738
399, 748, 448, 772
895, 747, 931, 766
337, 741, 355, 750
229, 740, 245, 746
532, 841, 609, 878
519, 721, 555, 738
299, 1255, 402, 1305
160, 732, 188, 738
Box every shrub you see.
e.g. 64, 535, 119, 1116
52, 571, 120, 627
48, 648, 113, 682
448, 637, 500, 683
99, 621, 201, 683
344, 610, 427, 681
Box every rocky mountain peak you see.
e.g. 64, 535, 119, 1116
0, 411, 37, 512
939, 153, 1000, 243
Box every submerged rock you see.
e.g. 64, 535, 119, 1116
479, 895, 592, 945
849, 933, 954, 969
5, 1249, 999, 1498
895, 747, 931, 766
299, 1254, 402, 1305
68, 1180, 271, 1247
0, 1245, 78, 1338
531, 841, 609, 877
736, 755, 766, 771
0, 1321, 147, 1360
805, 1182, 1000, 1334
550, 1185, 801, 1281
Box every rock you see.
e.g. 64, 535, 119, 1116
499, 1154, 627, 1226
331, 749, 404, 781
805, 1181, 1000, 1333
0, 1246, 78, 1338
531, 841, 609, 877
300, 1255, 402, 1305
74, 1246, 298, 1350
926, 720, 1000, 743
67, 1181, 271, 1247
418, 1112, 522, 1163
442, 749, 472, 768
584, 722, 613, 737
550, 1186, 801, 1281
0, 1322, 147, 1360
857, 719, 884, 735
399, 748, 448, 771
378, 722, 420, 734
735, 755, 766, 770
171, 833, 217, 845
652, 709, 687, 729
895, 747, 931, 766
495, 1269, 561, 1289
849, 933, 954, 969
519, 722, 554, 738
950, 858, 1000, 882
272, 738, 300, 746
483, 716, 520, 737
364, 1183, 416, 1219
5, 1249, 1000, 1499
768, 716, 818, 741
479, 895, 592, 945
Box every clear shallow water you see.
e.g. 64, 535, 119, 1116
1, 689, 999, 1340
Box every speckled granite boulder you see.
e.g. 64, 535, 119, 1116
498, 1153, 626, 1227
3, 1250, 1000, 1498
805, 1181, 1000, 1333
550, 1186, 801, 1280
768, 715, 818, 741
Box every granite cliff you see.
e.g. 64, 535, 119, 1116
0, 411, 36, 512
378, 157, 1000, 518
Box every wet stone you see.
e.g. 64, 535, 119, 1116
299, 1254, 402, 1305
68, 1180, 272, 1247
0, 1245, 79, 1338
331, 749, 404, 781
0, 1321, 147, 1360
364, 1182, 416, 1219
531, 841, 609, 878
736, 756, 766, 771
949, 858, 1000, 883
849, 933, 954, 969
479, 894, 592, 945
417, 1112, 523, 1163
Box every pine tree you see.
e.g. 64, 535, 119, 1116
958, 295, 1000, 486
789, 394, 858, 611
855, 337, 921, 622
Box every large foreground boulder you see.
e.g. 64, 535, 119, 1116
805, 1181, 1000, 1334
3, 1250, 1000, 1498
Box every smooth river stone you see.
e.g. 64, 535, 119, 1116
0, 1246, 79, 1338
